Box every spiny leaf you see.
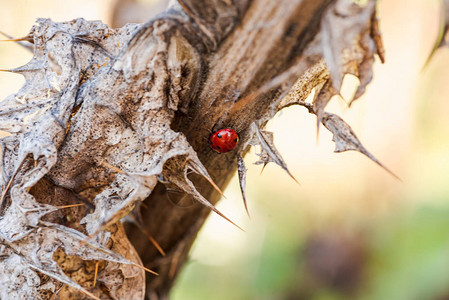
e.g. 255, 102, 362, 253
321, 0, 376, 92
252, 123, 298, 184
1, 221, 150, 300
321, 112, 400, 180
29, 264, 100, 300
186, 159, 225, 198
349, 31, 376, 104
166, 169, 244, 231
39, 222, 158, 276
237, 154, 250, 218
163, 159, 244, 231
313, 79, 337, 138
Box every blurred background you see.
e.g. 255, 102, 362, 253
1, 0, 448, 299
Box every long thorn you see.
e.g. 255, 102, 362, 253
93, 261, 99, 287
100, 161, 125, 174
56, 203, 86, 209
260, 163, 267, 175
0, 38, 30, 42
188, 161, 226, 198
0, 159, 26, 207
133, 263, 158, 276
148, 236, 166, 256
169, 241, 185, 279
128, 213, 166, 256
0, 174, 15, 207
212, 207, 245, 232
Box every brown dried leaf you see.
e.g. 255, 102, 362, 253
251, 123, 298, 183
163, 159, 244, 231
348, 30, 376, 103
278, 60, 329, 110
313, 79, 337, 136
321, 0, 376, 92
321, 112, 400, 180
0, 220, 146, 300
0, 17, 204, 297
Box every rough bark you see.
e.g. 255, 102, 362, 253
0, 0, 385, 299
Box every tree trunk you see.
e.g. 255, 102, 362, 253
0, 0, 382, 299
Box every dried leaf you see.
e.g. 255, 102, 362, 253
321, 0, 376, 92
163, 160, 244, 231
319, 0, 383, 106
0, 220, 148, 300
0, 17, 202, 297
237, 154, 250, 217
349, 30, 376, 103
313, 79, 337, 137
251, 123, 298, 183
321, 112, 400, 180
279, 60, 329, 110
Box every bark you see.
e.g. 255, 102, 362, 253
0, 0, 384, 299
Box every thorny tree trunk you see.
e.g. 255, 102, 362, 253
0, 0, 388, 299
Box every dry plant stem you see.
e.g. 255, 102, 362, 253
0, 0, 384, 298
129, 0, 336, 296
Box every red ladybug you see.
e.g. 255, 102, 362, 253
209, 128, 239, 153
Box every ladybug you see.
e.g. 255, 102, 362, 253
209, 128, 239, 153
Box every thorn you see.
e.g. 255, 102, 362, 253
0, 175, 14, 207
56, 203, 86, 209
287, 171, 300, 185
128, 213, 166, 256
93, 261, 99, 287
0, 32, 33, 43
237, 155, 250, 218
0, 159, 26, 207
422, 1, 446, 71
259, 163, 267, 175
205, 175, 226, 199
133, 263, 159, 276
83, 289, 100, 300
100, 161, 125, 174
0, 37, 32, 42
189, 161, 226, 198
148, 236, 166, 257
211, 206, 245, 232
169, 241, 185, 279
192, 184, 243, 231
242, 200, 250, 219
370, 158, 402, 182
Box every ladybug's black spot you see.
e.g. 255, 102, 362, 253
217, 133, 222, 138
216, 146, 221, 149
234, 138, 238, 142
